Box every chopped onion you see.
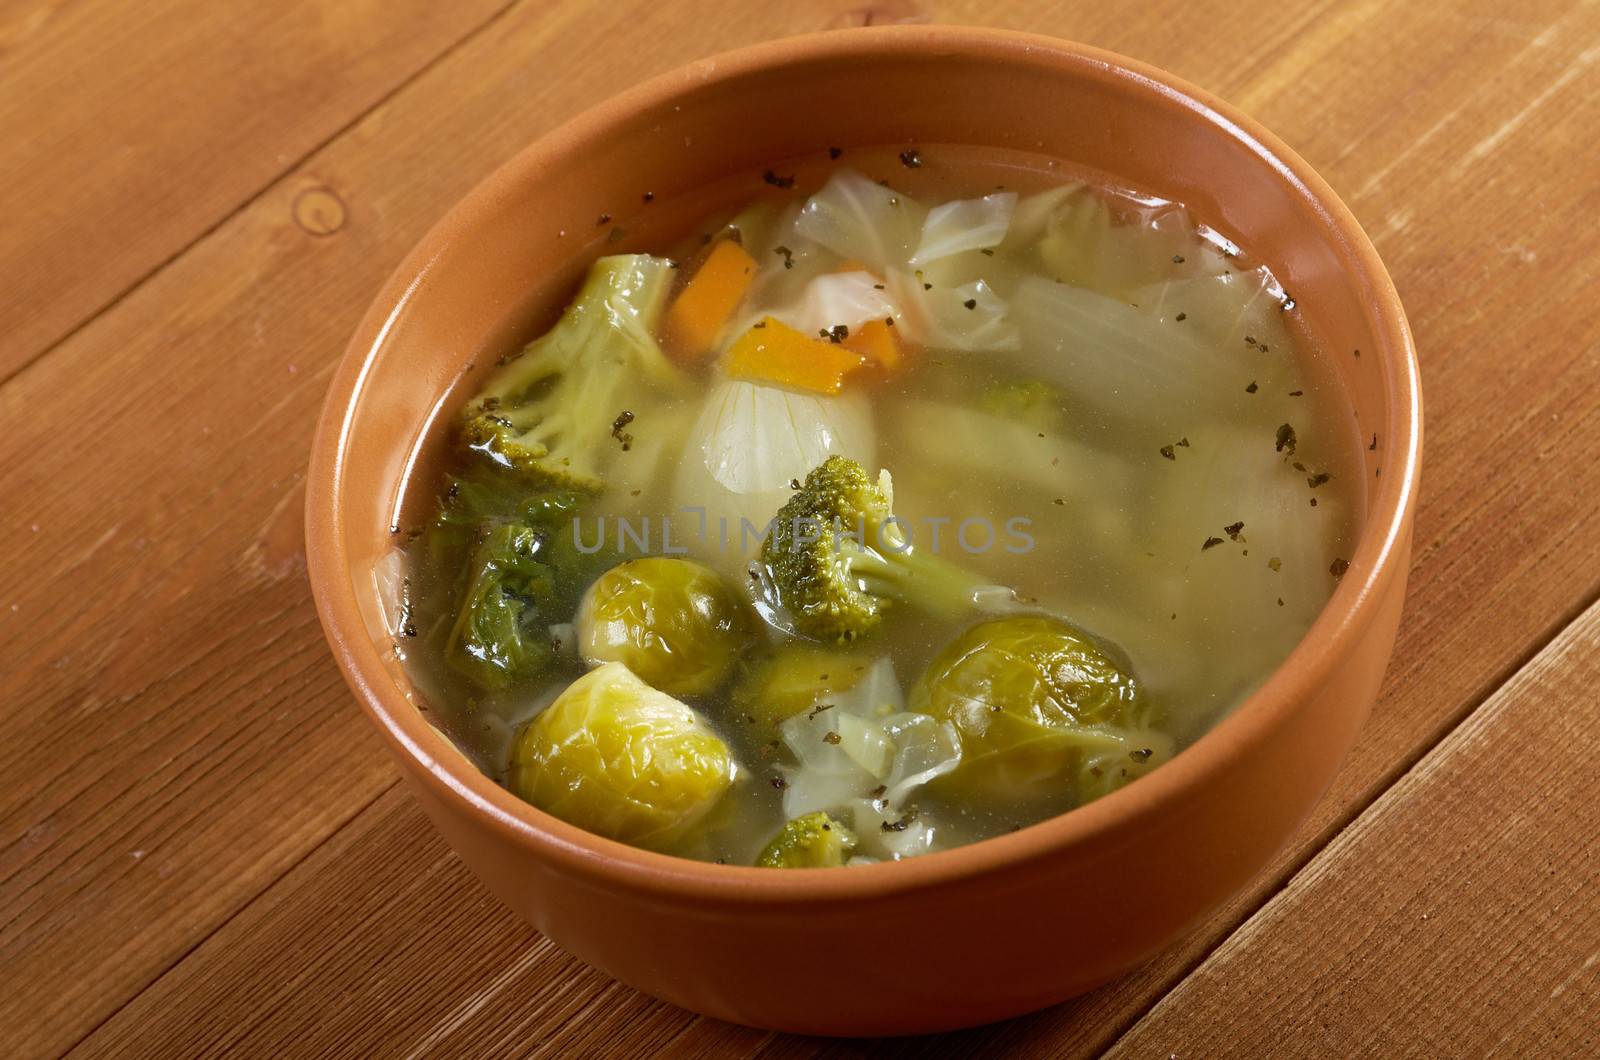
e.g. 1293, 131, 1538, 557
671, 379, 875, 568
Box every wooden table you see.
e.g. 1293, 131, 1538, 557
3, 0, 1596, 1055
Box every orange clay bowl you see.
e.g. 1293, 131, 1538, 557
307, 26, 1420, 1036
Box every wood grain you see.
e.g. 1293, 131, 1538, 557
1104, 601, 1600, 1057
0, 0, 514, 382
2, 0, 1598, 1056
68, 787, 778, 1059
0, 1, 962, 1056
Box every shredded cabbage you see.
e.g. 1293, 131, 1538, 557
892, 397, 1123, 499
1077, 727, 1176, 802
888, 271, 1020, 352
769, 270, 902, 335
1002, 184, 1081, 250
372, 548, 409, 637
908, 192, 1017, 265
777, 659, 963, 859
1130, 265, 1293, 354
793, 168, 927, 272
1010, 276, 1223, 422
1026, 187, 1228, 300
606, 397, 696, 499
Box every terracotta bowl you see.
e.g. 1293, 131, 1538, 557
307, 26, 1420, 1036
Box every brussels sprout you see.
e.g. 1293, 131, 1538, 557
729, 642, 876, 738
756, 811, 859, 868
575, 557, 753, 696
510, 662, 737, 849
909, 615, 1158, 802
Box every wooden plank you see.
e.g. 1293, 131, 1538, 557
67, 787, 614, 1058
4, 0, 1597, 1057
0, 2, 966, 1056
1102, 600, 1600, 1056
61, 787, 768, 1056
0, 0, 514, 382
68, 782, 775, 1058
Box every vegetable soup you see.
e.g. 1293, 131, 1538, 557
382, 145, 1363, 867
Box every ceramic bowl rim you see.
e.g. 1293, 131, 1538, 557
305, 25, 1421, 905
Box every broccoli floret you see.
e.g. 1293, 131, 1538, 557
759, 456, 992, 643
461, 254, 686, 493
756, 811, 859, 868
979, 379, 1065, 432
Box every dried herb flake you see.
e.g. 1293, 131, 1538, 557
1275, 423, 1298, 454
610, 410, 635, 451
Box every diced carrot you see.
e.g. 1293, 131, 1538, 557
842, 318, 903, 373
832, 259, 869, 273
724, 317, 867, 396
664, 239, 757, 360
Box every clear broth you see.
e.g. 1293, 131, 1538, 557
393, 145, 1364, 865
